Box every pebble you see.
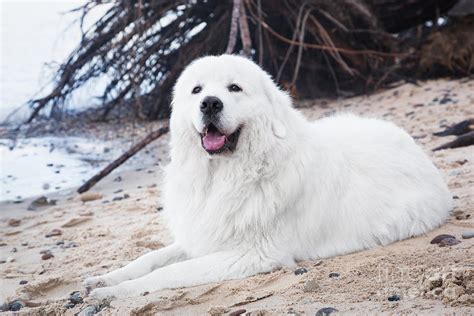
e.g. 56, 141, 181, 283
28, 196, 56, 211
64, 302, 75, 309
79, 192, 103, 202
11, 247, 17, 253
328, 272, 340, 278
69, 291, 83, 305
8, 300, 24, 311
303, 279, 319, 292
19, 280, 28, 285
113, 176, 122, 182
388, 294, 401, 301
79, 210, 94, 216
78, 305, 98, 316
294, 268, 308, 275
315, 307, 338, 315
8, 218, 21, 227
63, 241, 79, 248
439, 237, 461, 247
46, 229, 63, 237
6, 256, 15, 263
461, 232, 474, 239
21, 242, 28, 246
112, 196, 123, 201
229, 309, 246, 316
430, 234, 455, 244
41, 252, 54, 260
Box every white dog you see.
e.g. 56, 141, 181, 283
85, 55, 453, 300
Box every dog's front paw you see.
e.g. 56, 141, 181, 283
83, 275, 114, 293
89, 285, 131, 301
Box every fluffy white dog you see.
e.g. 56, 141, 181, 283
85, 55, 453, 300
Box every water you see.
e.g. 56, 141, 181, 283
0, 136, 120, 201
0, 1, 131, 202
0, 0, 112, 122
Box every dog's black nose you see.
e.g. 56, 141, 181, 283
200, 96, 223, 115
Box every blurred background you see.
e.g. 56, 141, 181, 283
0, 0, 473, 203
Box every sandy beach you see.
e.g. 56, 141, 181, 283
1, 78, 473, 315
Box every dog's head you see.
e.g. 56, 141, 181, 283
171, 55, 292, 157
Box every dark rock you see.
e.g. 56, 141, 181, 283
21, 242, 28, 246
229, 309, 246, 316
64, 302, 75, 309
56, 241, 65, 245
112, 196, 123, 201
388, 294, 401, 301
113, 176, 122, 182
79, 305, 98, 316
430, 234, 455, 244
315, 307, 338, 315
69, 291, 83, 305
19, 280, 28, 285
9, 300, 24, 311
27, 196, 56, 211
113, 189, 123, 194
157, 207, 163, 212
329, 272, 340, 278
438, 237, 461, 247
461, 232, 474, 239
11, 247, 17, 253
41, 252, 54, 260
123, 194, 130, 199
439, 97, 453, 105
294, 267, 308, 275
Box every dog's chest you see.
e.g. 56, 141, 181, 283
166, 160, 279, 256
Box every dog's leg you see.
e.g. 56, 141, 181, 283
89, 251, 275, 300
83, 243, 186, 291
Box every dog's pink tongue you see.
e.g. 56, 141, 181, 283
203, 131, 226, 151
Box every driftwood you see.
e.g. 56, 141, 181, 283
433, 118, 474, 136
433, 131, 474, 151
77, 126, 169, 193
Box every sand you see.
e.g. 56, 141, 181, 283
0, 78, 473, 315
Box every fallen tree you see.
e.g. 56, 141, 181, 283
26, 0, 463, 123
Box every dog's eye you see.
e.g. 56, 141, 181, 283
228, 84, 242, 92
192, 86, 202, 94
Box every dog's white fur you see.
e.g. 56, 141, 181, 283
85, 55, 453, 300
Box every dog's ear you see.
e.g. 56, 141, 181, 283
261, 73, 290, 139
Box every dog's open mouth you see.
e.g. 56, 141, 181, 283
201, 123, 241, 155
